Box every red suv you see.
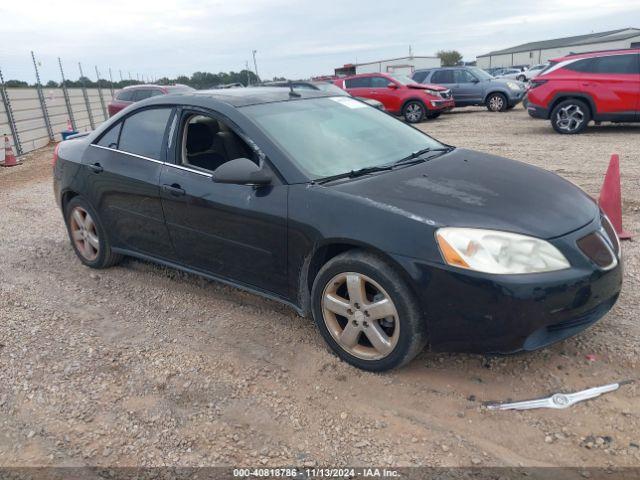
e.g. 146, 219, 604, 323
108, 84, 195, 117
527, 49, 640, 134
334, 73, 454, 123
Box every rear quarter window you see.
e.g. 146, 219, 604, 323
116, 90, 134, 101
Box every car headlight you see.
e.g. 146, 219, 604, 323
424, 89, 441, 97
435, 227, 570, 274
506, 81, 521, 91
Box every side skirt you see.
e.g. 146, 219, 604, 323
111, 247, 305, 316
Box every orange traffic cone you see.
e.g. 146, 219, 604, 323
1, 134, 18, 167
598, 154, 632, 240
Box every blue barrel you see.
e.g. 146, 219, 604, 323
61, 130, 79, 140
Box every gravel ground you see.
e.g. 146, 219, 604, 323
0, 105, 639, 469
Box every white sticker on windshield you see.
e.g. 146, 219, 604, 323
329, 97, 367, 109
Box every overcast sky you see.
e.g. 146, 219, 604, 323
1, 0, 639, 83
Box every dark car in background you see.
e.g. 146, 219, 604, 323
264, 80, 385, 110
54, 87, 621, 371
334, 73, 454, 123
108, 84, 195, 117
413, 67, 527, 111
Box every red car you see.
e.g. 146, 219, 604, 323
107, 84, 194, 117
527, 48, 640, 134
334, 73, 454, 123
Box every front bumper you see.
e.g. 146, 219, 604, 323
506, 89, 526, 106
428, 98, 455, 111
391, 218, 622, 354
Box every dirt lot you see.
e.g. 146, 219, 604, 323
1, 106, 639, 469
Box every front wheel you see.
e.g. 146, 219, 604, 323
311, 251, 427, 371
550, 99, 591, 134
486, 92, 508, 112
402, 101, 425, 123
517, 74, 527, 82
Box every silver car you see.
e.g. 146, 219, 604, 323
412, 67, 527, 112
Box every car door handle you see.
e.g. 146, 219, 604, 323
162, 184, 186, 196
88, 163, 103, 173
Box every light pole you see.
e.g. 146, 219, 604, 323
252, 50, 259, 81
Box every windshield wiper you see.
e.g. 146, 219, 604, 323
393, 146, 454, 166
313, 165, 393, 185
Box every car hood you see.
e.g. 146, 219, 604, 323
407, 83, 447, 91
329, 148, 597, 239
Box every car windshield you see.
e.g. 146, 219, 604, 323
242, 97, 444, 180
390, 74, 417, 85
468, 67, 493, 80
313, 82, 349, 96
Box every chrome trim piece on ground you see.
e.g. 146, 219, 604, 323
485, 382, 629, 411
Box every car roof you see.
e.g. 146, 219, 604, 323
554, 48, 640, 62
342, 72, 393, 79
162, 87, 334, 107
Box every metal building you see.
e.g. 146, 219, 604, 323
477, 28, 640, 68
334, 56, 441, 77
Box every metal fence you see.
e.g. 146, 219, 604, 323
0, 83, 114, 155
0, 53, 119, 156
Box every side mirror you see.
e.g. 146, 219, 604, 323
387, 83, 398, 89
212, 158, 272, 186
471, 78, 480, 83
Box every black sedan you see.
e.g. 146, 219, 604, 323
53, 87, 622, 371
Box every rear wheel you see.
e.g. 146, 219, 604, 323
486, 92, 508, 112
311, 251, 427, 371
550, 99, 591, 134
402, 101, 425, 123
64, 196, 122, 268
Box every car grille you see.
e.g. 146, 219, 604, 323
439, 90, 452, 99
576, 231, 616, 269
546, 295, 617, 333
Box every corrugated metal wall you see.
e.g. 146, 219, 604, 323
0, 87, 114, 154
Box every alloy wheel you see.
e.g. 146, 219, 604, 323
556, 105, 585, 132
69, 206, 100, 261
321, 272, 400, 360
405, 103, 423, 122
489, 95, 505, 111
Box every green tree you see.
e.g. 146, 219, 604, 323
437, 50, 463, 67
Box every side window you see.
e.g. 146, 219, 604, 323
454, 70, 476, 83
149, 89, 165, 97
96, 122, 122, 149
119, 108, 172, 160
431, 70, 454, 83
566, 58, 596, 72
592, 54, 639, 74
345, 77, 372, 88
181, 114, 255, 173
132, 89, 153, 101
370, 77, 391, 88
116, 90, 134, 101
412, 71, 428, 83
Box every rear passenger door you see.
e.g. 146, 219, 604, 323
344, 77, 372, 99
85, 107, 177, 260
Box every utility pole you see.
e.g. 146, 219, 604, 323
245, 61, 251, 86
252, 50, 259, 81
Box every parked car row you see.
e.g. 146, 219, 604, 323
106, 48, 640, 135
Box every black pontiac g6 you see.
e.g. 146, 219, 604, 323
53, 88, 622, 371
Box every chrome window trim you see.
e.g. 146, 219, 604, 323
89, 144, 212, 177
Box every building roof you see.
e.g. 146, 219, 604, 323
478, 28, 640, 57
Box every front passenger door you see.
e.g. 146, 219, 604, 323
453, 69, 482, 104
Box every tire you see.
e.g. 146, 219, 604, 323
311, 250, 427, 371
402, 100, 425, 123
550, 99, 591, 134
517, 74, 527, 82
64, 196, 122, 269
425, 111, 441, 119
486, 92, 508, 112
